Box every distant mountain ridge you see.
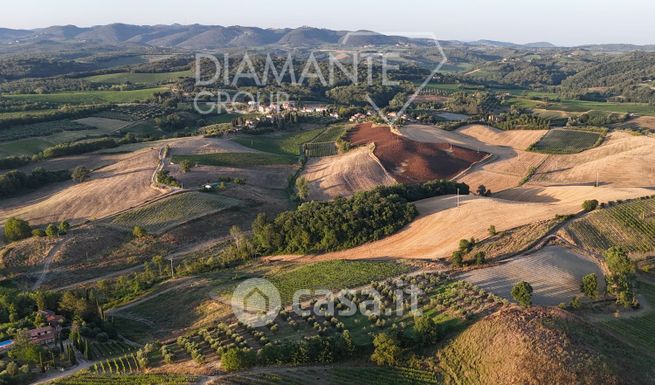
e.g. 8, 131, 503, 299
0, 23, 414, 49
0, 23, 653, 51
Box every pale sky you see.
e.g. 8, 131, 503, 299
2, 0, 654, 46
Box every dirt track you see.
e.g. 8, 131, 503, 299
348, 123, 486, 183
302, 145, 396, 200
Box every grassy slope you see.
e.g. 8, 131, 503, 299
266, 260, 412, 302
231, 128, 326, 157
530, 129, 602, 154
601, 282, 655, 352
439, 307, 654, 385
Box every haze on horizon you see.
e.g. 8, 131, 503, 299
1, 0, 654, 46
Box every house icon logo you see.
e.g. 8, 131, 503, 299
231, 278, 281, 327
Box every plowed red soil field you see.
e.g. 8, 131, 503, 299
347, 123, 487, 183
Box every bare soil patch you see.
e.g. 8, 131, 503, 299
401, 124, 548, 192
347, 123, 486, 183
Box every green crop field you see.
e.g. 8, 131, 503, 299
600, 282, 655, 352
512, 96, 655, 116
1, 87, 167, 105
568, 197, 655, 254
0, 123, 120, 157
51, 373, 199, 385
232, 127, 326, 156
0, 118, 92, 142
84, 70, 192, 85
303, 142, 337, 157
530, 129, 602, 154
172, 152, 297, 167
215, 366, 440, 385
111, 192, 241, 233
266, 260, 412, 302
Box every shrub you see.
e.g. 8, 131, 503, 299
511, 281, 533, 308
580, 273, 599, 298
72, 166, 91, 183
45, 224, 59, 237
582, 199, 599, 212
132, 226, 147, 239
4, 217, 31, 242
221, 348, 256, 372
370, 333, 401, 366
450, 251, 464, 267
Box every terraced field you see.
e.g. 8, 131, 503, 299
213, 366, 440, 385
530, 128, 603, 154
567, 197, 655, 254
111, 192, 241, 233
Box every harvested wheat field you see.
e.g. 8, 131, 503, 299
0, 147, 165, 225
460, 245, 605, 305
347, 123, 486, 183
401, 124, 548, 192
531, 131, 655, 187
276, 185, 651, 262
613, 116, 655, 131
301, 145, 396, 200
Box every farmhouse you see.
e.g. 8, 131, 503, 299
28, 326, 58, 346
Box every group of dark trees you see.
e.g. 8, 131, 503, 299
251, 180, 468, 255
0, 168, 70, 198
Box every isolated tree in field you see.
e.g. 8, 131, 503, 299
580, 273, 599, 298
4, 217, 31, 242
476, 185, 488, 196
71, 166, 90, 183
488, 224, 497, 236
295, 177, 309, 201
582, 199, 599, 212
370, 333, 401, 366
132, 226, 147, 239
511, 281, 533, 308
180, 159, 192, 173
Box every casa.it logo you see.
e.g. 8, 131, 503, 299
231, 278, 282, 327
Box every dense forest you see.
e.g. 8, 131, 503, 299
252, 180, 468, 254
